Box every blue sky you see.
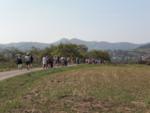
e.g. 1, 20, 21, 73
0, 0, 149, 44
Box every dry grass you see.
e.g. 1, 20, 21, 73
0, 64, 150, 113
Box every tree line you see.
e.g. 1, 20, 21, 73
0, 44, 110, 64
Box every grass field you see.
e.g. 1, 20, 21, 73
0, 64, 150, 113
0, 63, 16, 72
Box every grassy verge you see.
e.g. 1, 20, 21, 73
0, 64, 150, 113
0, 63, 16, 72
0, 62, 42, 72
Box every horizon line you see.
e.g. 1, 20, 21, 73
0, 38, 148, 45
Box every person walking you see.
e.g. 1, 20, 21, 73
25, 53, 31, 70
16, 55, 23, 69
30, 54, 34, 68
49, 56, 54, 68
64, 57, 68, 66
42, 56, 47, 70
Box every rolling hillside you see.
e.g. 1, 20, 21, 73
0, 42, 50, 51
135, 43, 150, 54
55, 38, 141, 50
0, 38, 142, 51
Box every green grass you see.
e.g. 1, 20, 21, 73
0, 64, 150, 113
0, 62, 41, 72
0, 63, 16, 72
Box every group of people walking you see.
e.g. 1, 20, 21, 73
42, 56, 69, 70
16, 53, 104, 70
16, 53, 33, 70
42, 55, 54, 70
16, 53, 70, 70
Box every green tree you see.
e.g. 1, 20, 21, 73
86, 50, 110, 61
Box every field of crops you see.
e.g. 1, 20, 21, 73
0, 64, 150, 113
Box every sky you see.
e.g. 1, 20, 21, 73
0, 0, 150, 44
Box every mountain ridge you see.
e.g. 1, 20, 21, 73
0, 38, 144, 51
54, 38, 142, 50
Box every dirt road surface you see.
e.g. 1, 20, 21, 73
0, 68, 42, 81
0, 65, 76, 81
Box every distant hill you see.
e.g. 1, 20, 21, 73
135, 43, 150, 54
137, 43, 150, 49
0, 38, 143, 51
54, 38, 141, 50
0, 42, 50, 51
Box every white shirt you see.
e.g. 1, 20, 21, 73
42, 57, 47, 65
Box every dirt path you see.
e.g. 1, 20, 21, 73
0, 68, 42, 81
0, 65, 76, 81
